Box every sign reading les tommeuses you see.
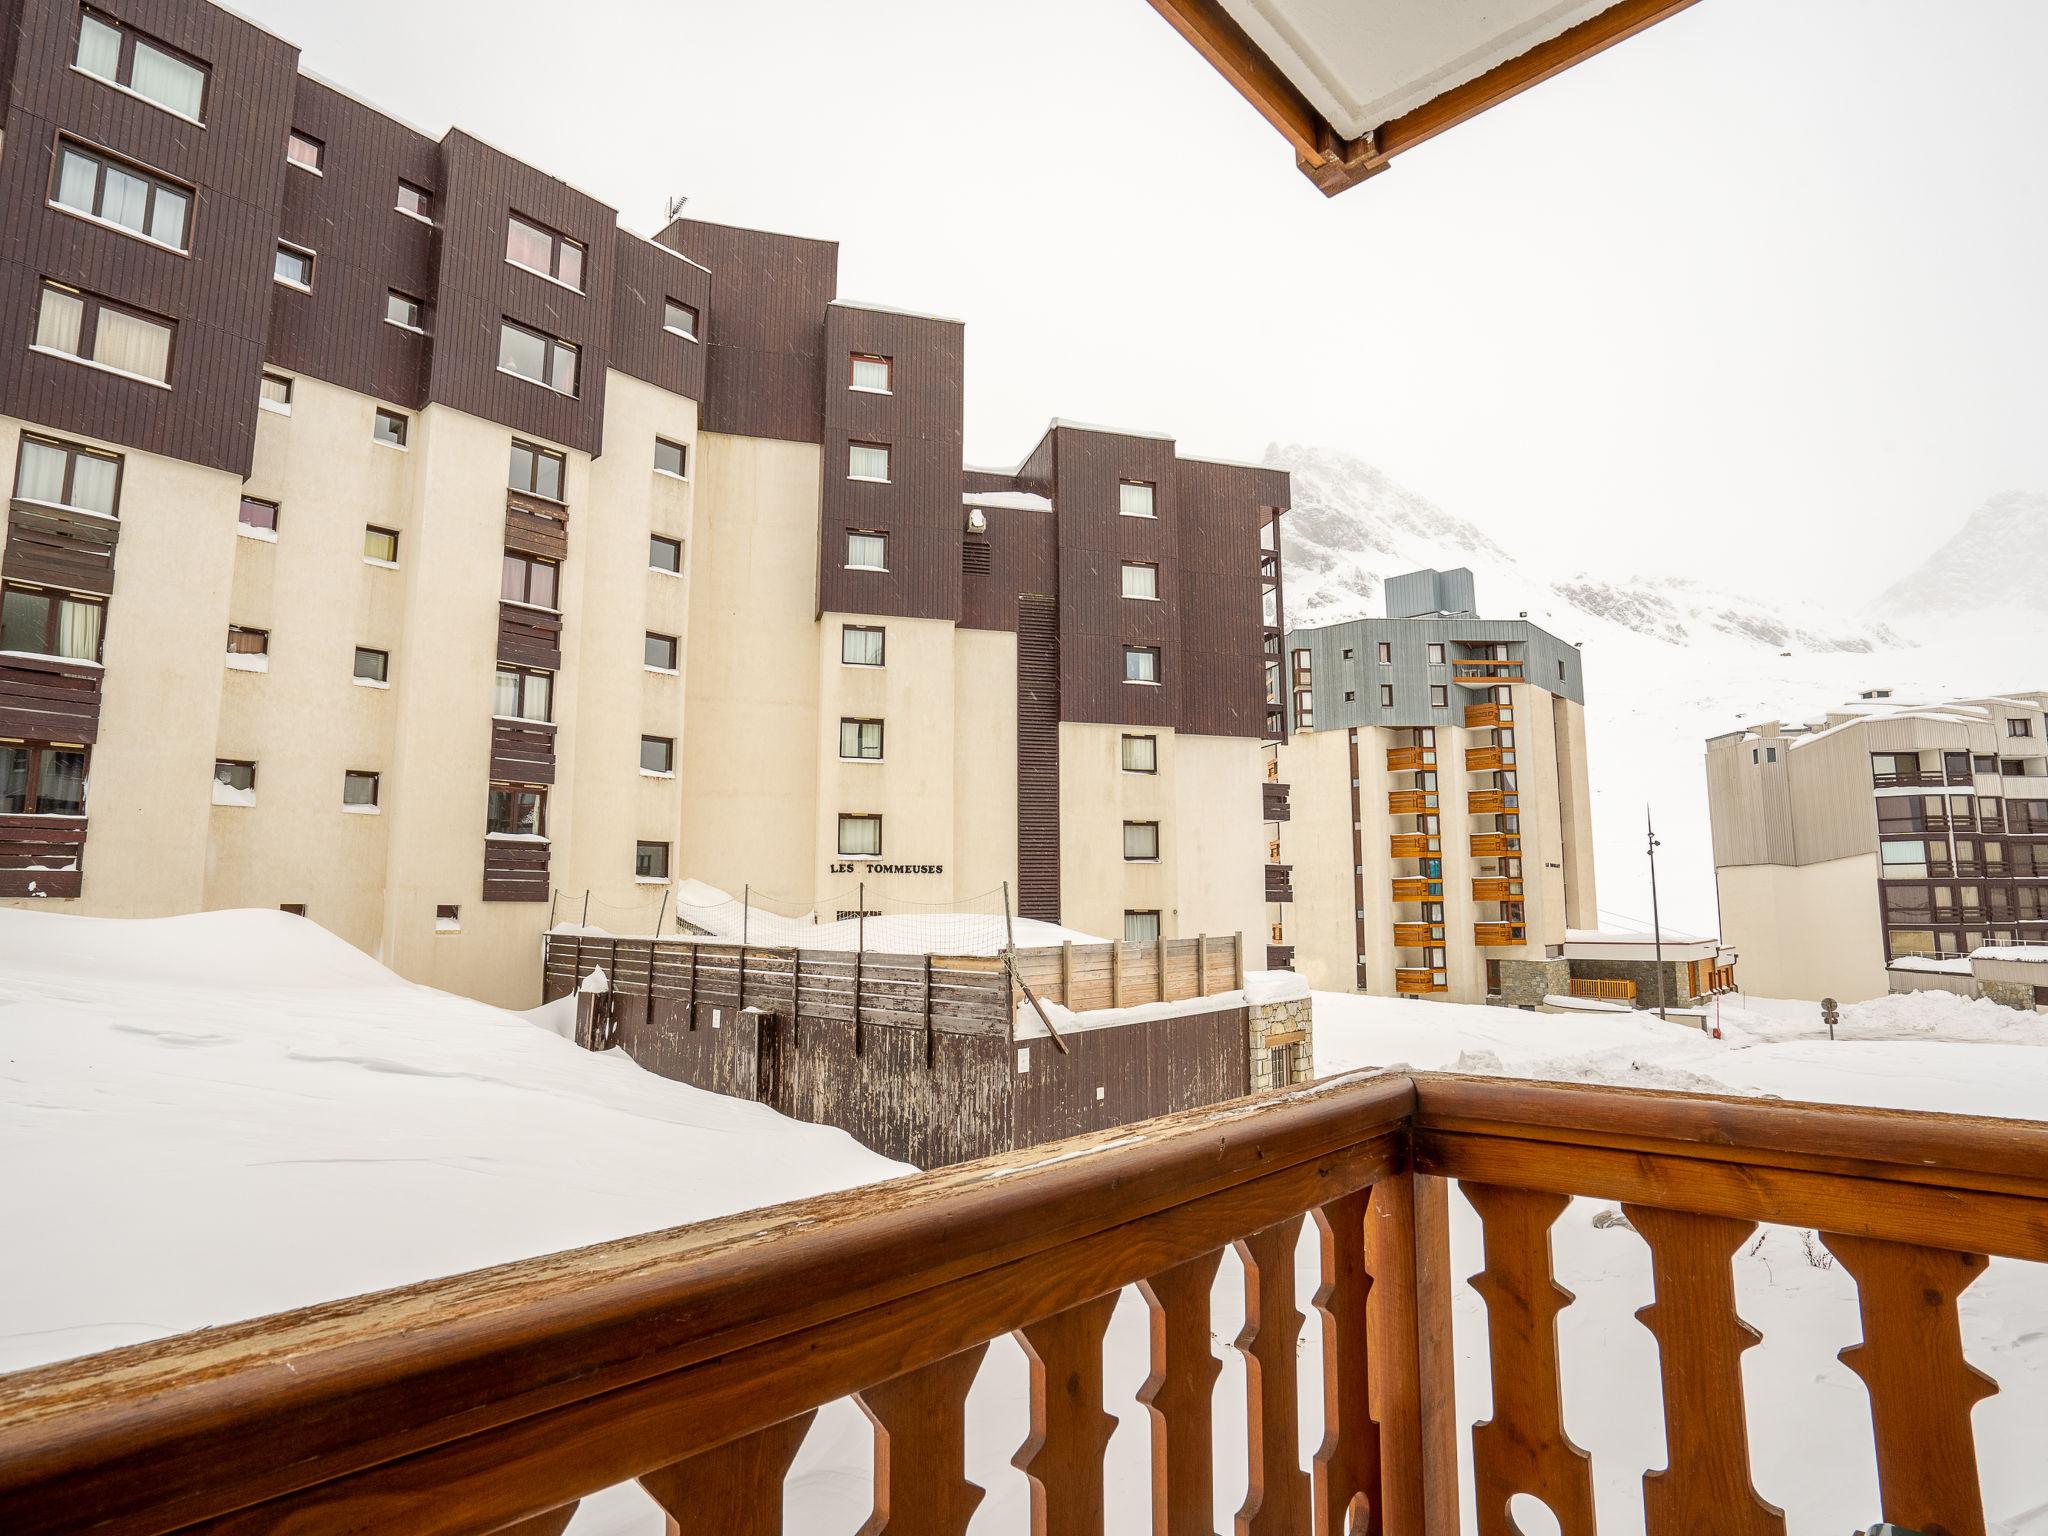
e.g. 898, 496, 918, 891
828, 863, 944, 875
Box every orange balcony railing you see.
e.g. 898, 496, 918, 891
1470, 833, 1522, 858
1387, 790, 1438, 815
1452, 659, 1524, 685
1463, 702, 1514, 729
1474, 922, 1528, 947
1389, 834, 1441, 859
1468, 791, 1517, 816
1386, 746, 1437, 772
1472, 878, 1525, 901
1465, 747, 1515, 772
1395, 968, 1449, 995
1393, 922, 1446, 948
1392, 877, 1444, 902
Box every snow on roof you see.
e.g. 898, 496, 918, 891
1971, 945, 2048, 965
1565, 927, 1714, 948
830, 299, 963, 325
1047, 417, 1177, 443
963, 490, 1053, 513
1890, 955, 1975, 975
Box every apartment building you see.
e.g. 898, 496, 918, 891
1707, 691, 2048, 1002
0, 0, 1285, 1003
1270, 569, 1597, 1004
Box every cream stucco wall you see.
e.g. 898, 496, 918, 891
1718, 852, 1887, 1003
1276, 727, 1358, 994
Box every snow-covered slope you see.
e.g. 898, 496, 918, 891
1874, 489, 2048, 622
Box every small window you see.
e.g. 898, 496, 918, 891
506, 214, 584, 289
654, 438, 688, 478
373, 409, 408, 448
645, 632, 679, 670
501, 550, 559, 608
494, 667, 552, 722
285, 131, 324, 173
1427, 643, 1446, 665
1121, 562, 1158, 600
1377, 642, 1392, 664
385, 291, 424, 332
0, 743, 87, 815
1557, 658, 1566, 681
0, 585, 104, 662
850, 353, 891, 392
1123, 821, 1161, 862
839, 719, 884, 760
640, 735, 675, 774
1343, 690, 1356, 702
1124, 646, 1160, 684
363, 526, 399, 563
487, 785, 547, 836
342, 770, 380, 808
352, 646, 389, 683
75, 12, 207, 121
1766, 746, 1778, 763
273, 243, 314, 291
213, 759, 255, 793
848, 442, 890, 482
663, 299, 698, 338
635, 841, 671, 880
226, 625, 268, 655
837, 813, 882, 858
34, 281, 174, 385
846, 531, 887, 570
2011, 719, 2034, 738
1341, 647, 1354, 660
842, 625, 885, 666
395, 180, 432, 221
1430, 685, 1448, 708
259, 372, 293, 413
1124, 910, 1162, 942
435, 903, 460, 932
649, 534, 682, 573
50, 138, 192, 251
238, 496, 279, 532
1121, 734, 1157, 773
498, 320, 578, 395
508, 439, 565, 500
1118, 481, 1156, 518
1380, 684, 1394, 707
14, 433, 121, 516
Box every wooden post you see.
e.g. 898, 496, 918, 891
1111, 941, 1125, 1009
923, 954, 935, 1069
854, 882, 866, 1059
1003, 883, 1068, 1055
686, 940, 698, 1032
1156, 934, 1169, 1004
1368, 1172, 1460, 1536
1232, 931, 1246, 991
738, 886, 749, 1015
1197, 934, 1210, 997
1059, 940, 1073, 1007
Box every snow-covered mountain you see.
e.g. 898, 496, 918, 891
1874, 490, 2048, 621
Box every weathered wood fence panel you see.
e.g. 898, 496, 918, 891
1010, 934, 1242, 1011
1012, 1005, 1250, 1147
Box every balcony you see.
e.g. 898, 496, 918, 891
1386, 746, 1437, 772
1395, 967, 1448, 994
1465, 747, 1515, 772
1389, 833, 1441, 859
1451, 659, 1524, 686
1, 1075, 2035, 1536
1259, 550, 1280, 581
1569, 977, 1637, 1002
1264, 943, 1295, 970
1473, 877, 1525, 901
1473, 921, 1528, 947
1264, 864, 1294, 903
1392, 877, 1444, 902
1463, 701, 1514, 729
1387, 790, 1438, 815
0, 815, 85, 899
1467, 790, 1517, 816
1470, 833, 1521, 858
1392, 922, 1445, 948
1262, 780, 1291, 822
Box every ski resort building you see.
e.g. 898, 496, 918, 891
0, 0, 1286, 1005
1707, 691, 2048, 1002
1266, 568, 1599, 1004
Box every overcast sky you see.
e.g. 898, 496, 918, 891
235, 0, 2048, 602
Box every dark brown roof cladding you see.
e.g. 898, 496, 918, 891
608, 230, 709, 404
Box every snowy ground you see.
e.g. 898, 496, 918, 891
4, 912, 2044, 1533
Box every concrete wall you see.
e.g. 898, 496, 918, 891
1717, 852, 1887, 1002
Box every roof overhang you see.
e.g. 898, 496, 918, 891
1145, 0, 1704, 195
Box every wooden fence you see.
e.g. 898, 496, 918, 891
1008, 933, 1243, 1012
4, 1074, 2041, 1535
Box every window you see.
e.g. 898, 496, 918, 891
395, 180, 431, 221
1124, 646, 1160, 684
848, 442, 891, 482
506, 214, 585, 288
837, 813, 882, 858
1124, 910, 1162, 942
487, 785, 546, 836
1121, 734, 1157, 773
501, 550, 559, 608
2, 743, 88, 815
663, 300, 698, 339
1766, 747, 1778, 763
226, 625, 268, 655
436, 904, 460, 932
636, 841, 671, 880
1121, 562, 1158, 600
839, 719, 884, 760
75, 11, 207, 121
1427, 643, 1446, 665
273, 243, 314, 290
846, 531, 888, 570
352, 647, 389, 683
1558, 658, 1567, 681
1430, 685, 1448, 708
238, 496, 279, 533
14, 434, 120, 516
259, 372, 293, 413
373, 409, 408, 448
0, 586, 103, 661
498, 320, 578, 395
842, 625, 884, 666
34, 281, 173, 385
493, 668, 552, 722
1118, 481, 1156, 518
342, 770, 380, 808
285, 131, 324, 173
509, 440, 565, 501
363, 526, 399, 563
649, 534, 682, 573
385, 291, 424, 332
1381, 684, 1395, 707
213, 759, 255, 794
1377, 642, 1392, 664
2011, 718, 2034, 738
640, 735, 674, 774
50, 139, 191, 250
1343, 690, 1356, 702
1123, 821, 1161, 861
850, 353, 891, 392
654, 438, 688, 478
645, 632, 678, 670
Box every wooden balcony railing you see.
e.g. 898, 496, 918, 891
1389, 833, 1441, 858
1392, 921, 1445, 948
1568, 977, 1638, 1001
1473, 922, 1528, 947
1472, 878, 1525, 901
1463, 702, 1513, 729
1387, 790, 1437, 815
1394, 969, 1448, 995
1386, 746, 1437, 772
1470, 833, 1521, 858
2, 1075, 2043, 1536
1391, 877, 1444, 902
1465, 747, 1515, 772
1467, 790, 1517, 816
1451, 659, 1523, 685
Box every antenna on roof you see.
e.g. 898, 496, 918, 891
663, 194, 689, 225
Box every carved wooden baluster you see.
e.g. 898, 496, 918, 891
1139, 1248, 1225, 1536
1824, 1233, 1996, 1536
1235, 1214, 1312, 1536
1314, 1189, 1382, 1536
1015, 1291, 1121, 1536
489, 1506, 578, 1536
638, 1411, 817, 1535
1623, 1206, 1785, 1536
1463, 1183, 1595, 1536
855, 1344, 991, 1536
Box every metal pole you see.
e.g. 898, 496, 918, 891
738, 884, 749, 1014
1647, 805, 1668, 1021
653, 889, 668, 939
580, 890, 589, 928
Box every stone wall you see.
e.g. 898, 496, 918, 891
1981, 979, 2041, 1012
1567, 957, 1707, 1009
1491, 957, 1569, 1009
1248, 995, 1316, 1092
